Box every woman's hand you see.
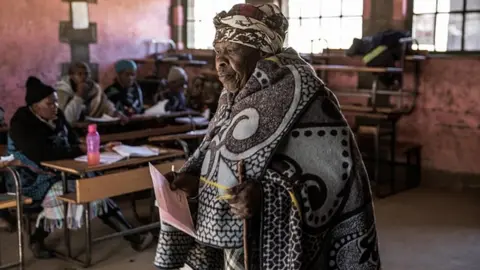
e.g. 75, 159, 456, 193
166, 172, 200, 198
114, 111, 129, 125
104, 141, 122, 152
226, 181, 261, 219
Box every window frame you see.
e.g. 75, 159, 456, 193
412, 0, 480, 54
281, 0, 364, 52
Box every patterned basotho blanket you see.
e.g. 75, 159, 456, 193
155, 48, 381, 270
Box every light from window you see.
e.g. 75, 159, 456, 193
413, 0, 480, 52
284, 0, 363, 53
186, 0, 245, 49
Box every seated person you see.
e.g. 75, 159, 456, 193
6, 77, 152, 259
105, 60, 144, 116
157, 66, 188, 112
55, 62, 127, 124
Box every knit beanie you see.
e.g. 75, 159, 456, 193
25, 76, 55, 105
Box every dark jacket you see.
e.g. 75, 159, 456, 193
105, 81, 144, 116
9, 107, 83, 164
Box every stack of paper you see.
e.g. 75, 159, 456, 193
85, 114, 120, 122
149, 163, 195, 237
143, 100, 168, 116
74, 152, 125, 164
112, 145, 162, 158
0, 155, 14, 162
175, 116, 209, 126
186, 129, 208, 136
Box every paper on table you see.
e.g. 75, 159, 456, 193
186, 129, 208, 135
85, 114, 120, 122
149, 163, 195, 238
175, 116, 209, 126
144, 100, 168, 116
113, 145, 163, 158
74, 152, 125, 164
0, 155, 14, 162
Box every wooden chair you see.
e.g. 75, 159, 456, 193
0, 167, 32, 270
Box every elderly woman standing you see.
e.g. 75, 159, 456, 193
154, 4, 380, 270
55, 62, 128, 124
105, 60, 144, 116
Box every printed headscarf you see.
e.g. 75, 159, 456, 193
213, 3, 289, 55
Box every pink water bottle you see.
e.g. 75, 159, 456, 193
86, 124, 100, 166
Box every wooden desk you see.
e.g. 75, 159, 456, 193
149, 130, 207, 142
78, 124, 193, 143
0, 126, 8, 133
41, 148, 184, 176
73, 111, 201, 129
132, 58, 208, 66
312, 64, 403, 73
0, 194, 32, 210
57, 160, 184, 204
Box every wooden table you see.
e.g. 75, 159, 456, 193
149, 130, 207, 143
0, 194, 32, 210
40, 148, 184, 267
0, 126, 8, 133
41, 148, 184, 176
312, 64, 403, 73
73, 111, 202, 129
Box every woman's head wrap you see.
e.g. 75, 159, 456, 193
213, 3, 289, 55
115, 59, 138, 73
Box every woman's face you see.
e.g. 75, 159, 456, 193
71, 66, 91, 85
214, 41, 262, 93
33, 93, 59, 120
118, 69, 136, 88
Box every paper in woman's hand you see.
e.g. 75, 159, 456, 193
149, 163, 196, 238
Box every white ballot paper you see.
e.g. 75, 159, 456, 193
149, 163, 195, 237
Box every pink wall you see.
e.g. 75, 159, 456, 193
330, 57, 480, 174
0, 0, 170, 120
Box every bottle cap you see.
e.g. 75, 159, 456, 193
88, 124, 97, 133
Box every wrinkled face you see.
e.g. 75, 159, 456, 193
118, 69, 136, 87
32, 92, 59, 120
169, 79, 188, 93
71, 66, 91, 85
214, 41, 262, 93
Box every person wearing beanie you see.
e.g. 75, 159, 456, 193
156, 66, 188, 112
54, 62, 128, 124
7, 77, 153, 259
105, 59, 144, 116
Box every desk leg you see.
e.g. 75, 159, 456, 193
61, 172, 71, 257
84, 204, 92, 267
389, 121, 397, 196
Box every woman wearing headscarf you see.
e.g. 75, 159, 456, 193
156, 66, 188, 112
7, 77, 152, 259
154, 3, 380, 270
55, 62, 128, 124
105, 60, 145, 116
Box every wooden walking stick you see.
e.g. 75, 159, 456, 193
237, 160, 249, 270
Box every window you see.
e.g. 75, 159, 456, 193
413, 0, 480, 51
186, 0, 245, 49
283, 0, 363, 53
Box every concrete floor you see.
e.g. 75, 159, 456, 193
1, 188, 479, 270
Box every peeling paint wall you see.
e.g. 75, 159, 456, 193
0, 0, 170, 120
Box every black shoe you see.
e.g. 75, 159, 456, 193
130, 232, 154, 252
29, 241, 54, 259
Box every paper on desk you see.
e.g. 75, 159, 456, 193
175, 116, 209, 126
186, 129, 208, 136
0, 155, 14, 162
144, 100, 168, 116
149, 163, 195, 238
85, 114, 120, 122
74, 152, 125, 164
113, 145, 164, 158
